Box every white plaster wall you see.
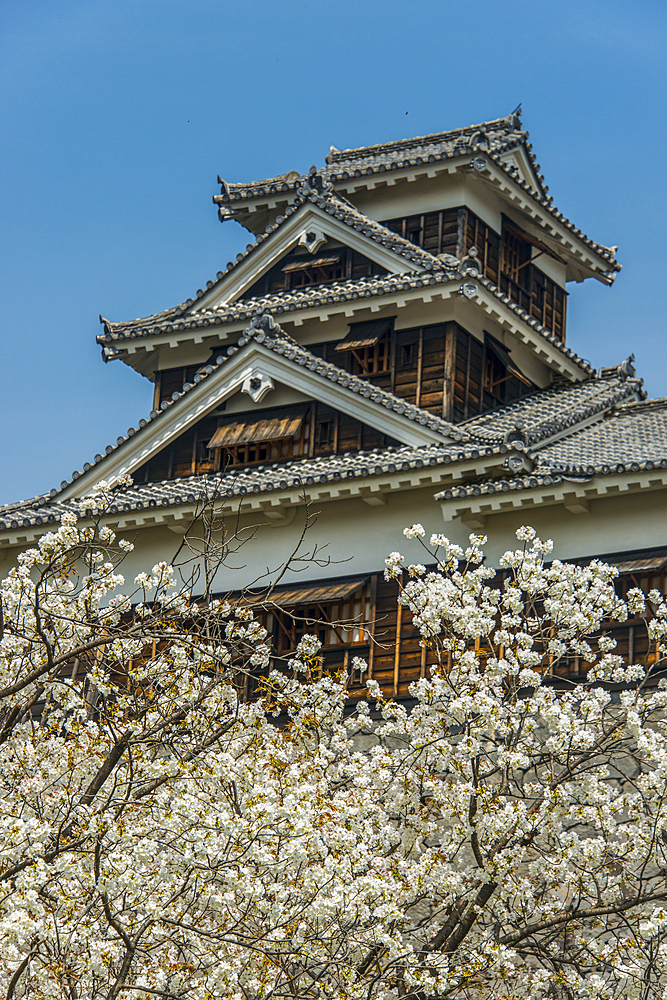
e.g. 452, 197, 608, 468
156, 338, 234, 371
0, 487, 443, 600
0, 484, 664, 601
442, 488, 667, 567
223, 384, 310, 413
355, 174, 503, 234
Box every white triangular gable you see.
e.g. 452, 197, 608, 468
497, 145, 542, 194
59, 338, 453, 501
192, 202, 424, 313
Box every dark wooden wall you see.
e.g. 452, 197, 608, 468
243, 558, 667, 703
383, 207, 566, 342
314, 321, 532, 423
133, 404, 396, 485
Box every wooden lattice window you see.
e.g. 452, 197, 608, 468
482, 335, 531, 403
245, 579, 370, 652
156, 366, 202, 407
529, 268, 566, 342
206, 409, 310, 469
383, 208, 565, 339
544, 555, 667, 679
284, 255, 345, 289
335, 318, 393, 376
233, 578, 373, 697
502, 224, 532, 288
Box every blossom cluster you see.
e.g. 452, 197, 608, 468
0, 508, 666, 1000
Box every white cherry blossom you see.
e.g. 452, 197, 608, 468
0, 510, 666, 999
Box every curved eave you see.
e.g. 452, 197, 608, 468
100, 270, 594, 384
437, 463, 667, 523
216, 152, 619, 281
0, 443, 518, 549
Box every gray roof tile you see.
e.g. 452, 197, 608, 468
217, 114, 531, 200
541, 398, 667, 472
436, 395, 667, 502
0, 440, 502, 532
99, 264, 595, 378
461, 364, 643, 447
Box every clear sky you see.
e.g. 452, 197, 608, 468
2, 0, 666, 505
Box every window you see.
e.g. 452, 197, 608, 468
384, 207, 567, 341
335, 318, 394, 376
317, 420, 332, 449
283, 255, 345, 289
207, 409, 309, 469
400, 342, 415, 369
157, 366, 200, 405
382, 209, 459, 256
501, 224, 532, 289
483, 335, 531, 405
240, 248, 388, 299
269, 579, 371, 657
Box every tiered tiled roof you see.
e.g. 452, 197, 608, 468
1, 114, 652, 543
214, 113, 620, 273
49, 313, 477, 502
99, 265, 594, 380
215, 114, 530, 203
100, 269, 460, 344
0, 343, 653, 534
99, 185, 444, 346
542, 398, 667, 472
325, 114, 529, 168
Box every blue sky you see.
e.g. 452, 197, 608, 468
2, 0, 666, 504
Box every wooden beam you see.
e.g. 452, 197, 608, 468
153, 373, 162, 411
415, 328, 424, 408
442, 323, 456, 422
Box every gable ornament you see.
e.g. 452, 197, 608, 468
295, 165, 334, 199
241, 368, 275, 404
297, 226, 328, 254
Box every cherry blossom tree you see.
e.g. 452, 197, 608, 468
1, 483, 667, 1000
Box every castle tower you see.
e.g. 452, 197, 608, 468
2, 113, 665, 695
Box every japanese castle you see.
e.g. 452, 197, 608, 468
2, 111, 665, 695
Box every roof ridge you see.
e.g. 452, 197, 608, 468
612, 396, 667, 416
324, 113, 521, 164
0, 493, 51, 516
214, 118, 617, 272
198, 183, 439, 308
215, 115, 524, 201
98, 271, 463, 344
459, 373, 642, 448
